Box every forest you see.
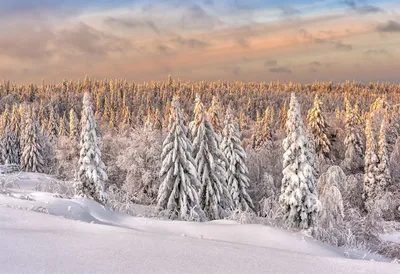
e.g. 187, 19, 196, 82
0, 75, 399, 260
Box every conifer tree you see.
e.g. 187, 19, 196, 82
307, 95, 331, 160
9, 104, 21, 163
157, 96, 205, 221
363, 116, 379, 210
59, 112, 69, 136
190, 94, 232, 220
1, 124, 19, 165
75, 92, 108, 204
20, 109, 45, 173
207, 95, 223, 136
221, 105, 254, 212
279, 93, 321, 229
376, 118, 391, 195
47, 106, 59, 140
342, 99, 364, 173
69, 108, 79, 141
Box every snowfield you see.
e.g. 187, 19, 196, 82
1, 172, 400, 274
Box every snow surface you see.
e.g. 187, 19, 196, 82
1, 172, 400, 273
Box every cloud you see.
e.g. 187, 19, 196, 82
279, 6, 301, 17
309, 61, 322, 66
269, 66, 292, 74
170, 36, 211, 49
342, 0, 384, 14
181, 4, 221, 30
264, 60, 278, 67
232, 66, 241, 75
335, 41, 352, 51
377, 20, 400, 32
365, 49, 389, 56
0, 23, 54, 60
54, 22, 132, 58
236, 37, 250, 48
104, 18, 160, 35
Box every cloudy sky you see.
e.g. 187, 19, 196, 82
0, 0, 399, 83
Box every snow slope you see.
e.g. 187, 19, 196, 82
1, 172, 400, 273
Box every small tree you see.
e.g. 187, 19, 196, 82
221, 105, 254, 212
157, 96, 205, 221
69, 108, 79, 141
190, 94, 232, 220
279, 93, 321, 230
75, 92, 108, 204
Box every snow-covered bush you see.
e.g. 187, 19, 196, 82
117, 129, 162, 205
53, 136, 79, 180
35, 179, 75, 198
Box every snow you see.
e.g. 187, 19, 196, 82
1, 172, 400, 273
381, 232, 400, 244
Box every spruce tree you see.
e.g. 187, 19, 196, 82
307, 95, 331, 160
207, 95, 223, 136
157, 96, 205, 221
75, 92, 108, 204
363, 116, 379, 210
342, 98, 364, 173
1, 124, 19, 165
59, 112, 69, 137
279, 93, 321, 229
221, 105, 254, 212
9, 104, 21, 163
69, 108, 79, 141
20, 109, 45, 173
190, 94, 232, 220
376, 118, 391, 196
47, 106, 59, 140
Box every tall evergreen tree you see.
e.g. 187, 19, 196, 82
20, 109, 45, 173
207, 95, 223, 137
342, 98, 364, 173
47, 106, 59, 140
75, 92, 108, 204
221, 105, 254, 212
279, 93, 321, 229
307, 95, 331, 160
190, 94, 232, 220
157, 96, 205, 221
69, 108, 79, 141
363, 116, 379, 211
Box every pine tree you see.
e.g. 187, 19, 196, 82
75, 92, 108, 204
307, 95, 331, 160
157, 96, 205, 221
9, 104, 21, 164
190, 94, 232, 220
279, 93, 321, 229
363, 115, 379, 210
20, 110, 45, 173
221, 105, 254, 212
1, 124, 19, 165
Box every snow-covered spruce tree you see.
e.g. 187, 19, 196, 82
342, 98, 364, 173
75, 92, 108, 204
47, 106, 59, 141
69, 108, 79, 141
58, 112, 69, 137
221, 105, 254, 212
279, 93, 321, 230
363, 116, 379, 211
1, 123, 19, 165
376, 118, 391, 195
20, 110, 45, 173
207, 95, 223, 137
157, 96, 206, 221
9, 105, 21, 163
190, 94, 232, 220
307, 95, 331, 161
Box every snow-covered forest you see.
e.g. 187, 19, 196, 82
1, 76, 400, 267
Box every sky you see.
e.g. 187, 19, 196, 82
0, 0, 399, 83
